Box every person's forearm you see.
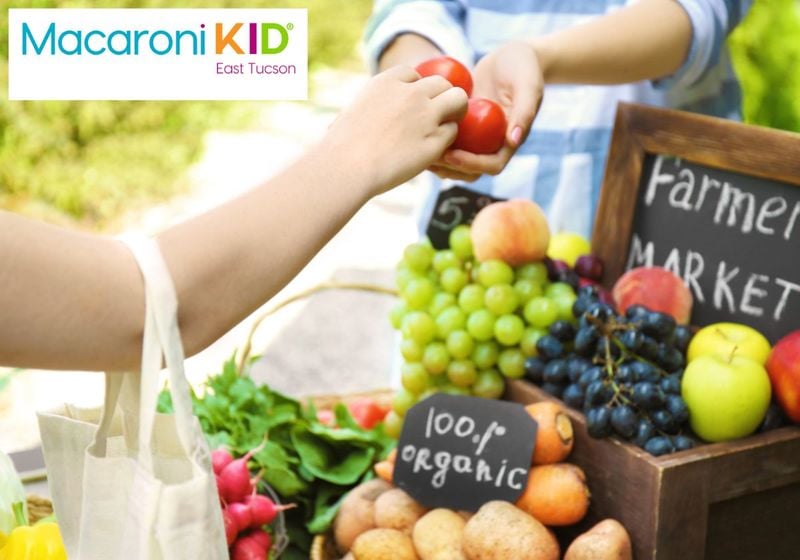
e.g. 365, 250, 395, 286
158, 145, 372, 364
0, 67, 465, 371
0, 146, 372, 372
378, 33, 442, 72
530, 0, 692, 85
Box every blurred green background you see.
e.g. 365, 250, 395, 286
0, 0, 374, 226
1, 0, 798, 227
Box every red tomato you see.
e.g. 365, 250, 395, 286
415, 56, 473, 96
452, 98, 507, 154
348, 398, 389, 430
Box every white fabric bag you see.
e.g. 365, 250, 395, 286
38, 237, 227, 560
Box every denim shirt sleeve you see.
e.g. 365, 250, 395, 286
363, 0, 475, 74
654, 0, 752, 90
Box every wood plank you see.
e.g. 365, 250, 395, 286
705, 482, 800, 560
655, 460, 710, 558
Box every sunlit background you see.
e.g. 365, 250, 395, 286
0, 0, 798, 453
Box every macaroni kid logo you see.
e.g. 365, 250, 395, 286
8, 9, 308, 100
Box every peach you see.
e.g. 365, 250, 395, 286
471, 199, 550, 266
612, 267, 693, 324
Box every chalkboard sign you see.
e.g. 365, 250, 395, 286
425, 185, 504, 249
594, 104, 800, 343
393, 393, 536, 511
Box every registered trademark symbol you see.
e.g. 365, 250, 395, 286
287, 23, 294, 30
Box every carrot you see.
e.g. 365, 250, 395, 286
387, 448, 397, 464
516, 463, 590, 526
525, 402, 574, 464
374, 460, 394, 483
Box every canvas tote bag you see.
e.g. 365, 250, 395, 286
38, 236, 227, 560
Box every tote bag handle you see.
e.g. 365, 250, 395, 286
88, 236, 208, 473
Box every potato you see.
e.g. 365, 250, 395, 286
457, 510, 474, 522
412, 509, 467, 560
462, 501, 559, 560
333, 479, 392, 553
352, 528, 419, 560
373, 488, 427, 535
564, 519, 632, 560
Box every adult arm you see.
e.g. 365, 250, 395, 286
0, 67, 467, 371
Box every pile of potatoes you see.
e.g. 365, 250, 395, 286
333, 402, 632, 560
333, 481, 630, 560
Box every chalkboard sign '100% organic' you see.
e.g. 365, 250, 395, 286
393, 394, 537, 512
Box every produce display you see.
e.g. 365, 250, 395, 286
390, 197, 796, 458
157, 359, 394, 560
0, 450, 66, 560
526, 282, 700, 455
214, 442, 293, 558
152, 189, 797, 557
388, 201, 581, 437
330, 403, 633, 560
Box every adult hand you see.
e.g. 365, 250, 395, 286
429, 41, 544, 181
323, 65, 468, 196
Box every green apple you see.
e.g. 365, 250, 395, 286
681, 354, 771, 442
687, 322, 771, 364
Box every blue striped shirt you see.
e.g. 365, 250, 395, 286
364, 0, 750, 238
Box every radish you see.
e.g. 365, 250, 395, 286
245, 528, 271, 551
244, 494, 296, 526
226, 502, 253, 532
212, 448, 234, 475
230, 536, 267, 560
217, 441, 265, 504
222, 508, 238, 546
216, 469, 249, 504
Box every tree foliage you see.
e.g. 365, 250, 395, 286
729, 0, 800, 132
0, 0, 372, 226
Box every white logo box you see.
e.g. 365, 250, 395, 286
8, 8, 308, 101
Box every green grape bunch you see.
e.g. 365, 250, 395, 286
385, 225, 577, 437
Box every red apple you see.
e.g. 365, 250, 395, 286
766, 330, 800, 423
612, 267, 692, 324
471, 199, 550, 266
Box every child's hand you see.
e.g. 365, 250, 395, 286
322, 65, 468, 196
429, 41, 543, 181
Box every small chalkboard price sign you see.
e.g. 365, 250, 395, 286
425, 185, 504, 249
593, 103, 800, 342
393, 393, 536, 512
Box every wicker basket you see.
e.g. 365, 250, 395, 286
26, 494, 54, 524
311, 534, 340, 560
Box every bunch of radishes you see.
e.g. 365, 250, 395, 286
213, 446, 293, 560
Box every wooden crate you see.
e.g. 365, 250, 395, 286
506, 380, 800, 560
